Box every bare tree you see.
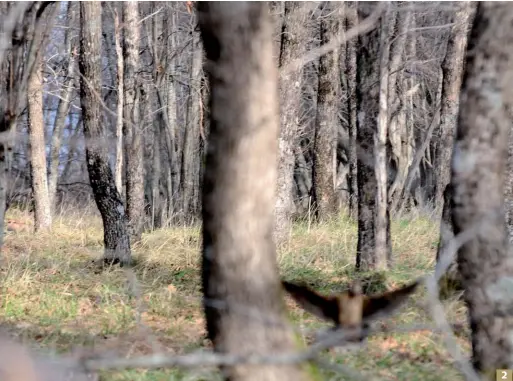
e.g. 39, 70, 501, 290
48, 2, 77, 208
435, 2, 477, 297
451, 2, 513, 376
345, 1, 358, 217
113, 4, 124, 194
0, 2, 55, 246
274, 2, 309, 244
433, 2, 475, 214
355, 3, 391, 271
198, 2, 310, 381
312, 2, 340, 221
387, 4, 415, 213
165, 7, 180, 220
27, 59, 52, 230
375, 3, 394, 269
123, 1, 145, 242
181, 28, 203, 222
79, 1, 131, 265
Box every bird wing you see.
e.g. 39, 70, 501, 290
362, 279, 420, 323
281, 281, 340, 324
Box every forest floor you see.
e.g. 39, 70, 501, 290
1, 207, 469, 381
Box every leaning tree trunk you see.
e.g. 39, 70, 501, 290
123, 1, 145, 242
198, 3, 311, 381
274, 2, 308, 245
27, 59, 52, 231
79, 1, 131, 265
451, 2, 513, 377
312, 2, 340, 221
433, 2, 475, 215
355, 4, 391, 271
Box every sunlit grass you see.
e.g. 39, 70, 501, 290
1, 207, 468, 380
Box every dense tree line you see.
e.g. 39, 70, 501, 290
2, 1, 513, 379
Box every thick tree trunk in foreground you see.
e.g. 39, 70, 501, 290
274, 2, 308, 245
27, 60, 52, 231
80, 1, 131, 265
123, 1, 145, 242
356, 4, 391, 271
312, 3, 340, 221
451, 2, 513, 377
433, 2, 475, 215
506, 122, 513, 242
198, 3, 310, 381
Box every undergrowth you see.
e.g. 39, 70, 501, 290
1, 208, 468, 380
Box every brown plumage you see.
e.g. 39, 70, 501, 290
282, 279, 420, 329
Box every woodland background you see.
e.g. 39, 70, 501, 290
0, 1, 511, 381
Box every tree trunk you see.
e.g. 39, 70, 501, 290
48, 1, 77, 207
451, 3, 513, 377
433, 2, 475, 215
312, 2, 340, 221
123, 1, 145, 242
79, 1, 131, 265
165, 70, 179, 218
375, 4, 394, 268
505, 121, 513, 243
345, 1, 358, 218
166, 11, 180, 217
181, 30, 203, 223
27, 59, 52, 231
356, 4, 390, 271
436, 184, 462, 296
198, 3, 310, 381
387, 4, 415, 212
274, 2, 308, 245
113, 4, 124, 194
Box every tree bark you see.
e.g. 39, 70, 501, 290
312, 2, 340, 221
345, 1, 358, 217
375, 4, 394, 269
387, 4, 415, 212
198, 3, 310, 381
505, 121, 513, 243
79, 1, 131, 265
274, 2, 308, 245
27, 59, 52, 231
451, 2, 513, 377
123, 1, 145, 242
181, 30, 203, 222
113, 5, 124, 194
433, 2, 475, 215
355, 3, 390, 271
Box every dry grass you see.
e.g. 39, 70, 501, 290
0, 207, 469, 380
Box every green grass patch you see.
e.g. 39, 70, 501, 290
1, 208, 468, 380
